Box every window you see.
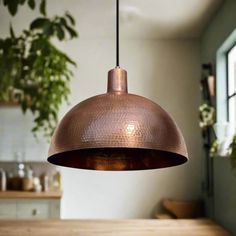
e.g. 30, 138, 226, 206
227, 45, 236, 129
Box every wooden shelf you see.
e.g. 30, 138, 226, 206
0, 191, 62, 199
0, 101, 19, 107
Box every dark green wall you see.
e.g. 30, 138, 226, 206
201, 0, 236, 235
201, 0, 236, 62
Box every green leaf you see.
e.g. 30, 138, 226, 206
30, 17, 51, 30
43, 24, 54, 37
9, 23, 15, 38
0, 39, 3, 48
65, 12, 75, 26
21, 100, 28, 114
7, 0, 18, 16
28, 0, 35, 9
60, 17, 78, 38
55, 24, 65, 41
3, 0, 8, 6
65, 25, 78, 38
59, 17, 67, 27
39, 0, 46, 16
19, 0, 26, 5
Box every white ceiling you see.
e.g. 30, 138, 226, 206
0, 0, 223, 39
118, 0, 224, 38
55, 0, 224, 39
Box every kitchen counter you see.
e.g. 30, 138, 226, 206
0, 219, 230, 236
0, 191, 62, 199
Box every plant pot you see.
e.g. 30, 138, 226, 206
163, 198, 204, 219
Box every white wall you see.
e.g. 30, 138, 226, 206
0, 1, 202, 218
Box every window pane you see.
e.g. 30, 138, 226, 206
228, 45, 236, 96
228, 96, 236, 129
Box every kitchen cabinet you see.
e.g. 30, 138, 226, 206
0, 191, 61, 219
0, 200, 16, 219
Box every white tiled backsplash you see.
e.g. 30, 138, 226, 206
0, 107, 48, 162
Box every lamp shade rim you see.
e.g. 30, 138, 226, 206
47, 147, 188, 171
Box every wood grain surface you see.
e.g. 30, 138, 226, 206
0, 191, 62, 199
0, 219, 231, 236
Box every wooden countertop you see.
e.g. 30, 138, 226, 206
0, 191, 62, 199
0, 219, 230, 236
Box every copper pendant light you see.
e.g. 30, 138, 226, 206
47, 0, 188, 170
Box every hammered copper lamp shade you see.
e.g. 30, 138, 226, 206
48, 68, 188, 170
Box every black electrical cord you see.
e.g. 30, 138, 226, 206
116, 0, 119, 67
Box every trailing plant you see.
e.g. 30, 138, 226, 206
199, 103, 215, 129
199, 64, 236, 171
209, 139, 219, 158
208, 134, 236, 170
0, 0, 78, 137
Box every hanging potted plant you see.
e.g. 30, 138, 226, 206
0, 0, 78, 138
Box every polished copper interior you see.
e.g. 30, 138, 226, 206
48, 148, 187, 171
48, 68, 188, 170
